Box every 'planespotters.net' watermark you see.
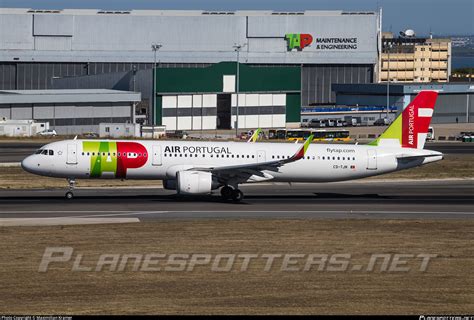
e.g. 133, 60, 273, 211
38, 247, 438, 273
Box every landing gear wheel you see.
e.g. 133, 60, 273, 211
66, 178, 76, 200
231, 189, 244, 202
221, 186, 233, 200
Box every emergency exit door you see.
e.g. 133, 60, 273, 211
152, 145, 162, 166
366, 149, 377, 170
67, 144, 77, 165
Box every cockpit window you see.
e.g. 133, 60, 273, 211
41, 149, 48, 155
48, 150, 54, 156
35, 149, 42, 154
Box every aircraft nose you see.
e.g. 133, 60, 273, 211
21, 155, 39, 174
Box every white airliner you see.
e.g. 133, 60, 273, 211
22, 91, 442, 201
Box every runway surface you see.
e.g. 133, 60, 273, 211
0, 141, 472, 163
0, 180, 472, 220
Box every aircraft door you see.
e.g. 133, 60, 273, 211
152, 145, 162, 166
366, 149, 377, 170
67, 144, 78, 165
257, 150, 266, 163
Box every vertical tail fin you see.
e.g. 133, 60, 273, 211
369, 91, 438, 149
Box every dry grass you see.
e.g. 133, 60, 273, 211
0, 219, 473, 314
371, 154, 474, 179
0, 166, 162, 189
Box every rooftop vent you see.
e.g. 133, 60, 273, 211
341, 12, 374, 15
27, 9, 61, 13
202, 11, 235, 15
271, 12, 304, 15
98, 10, 131, 14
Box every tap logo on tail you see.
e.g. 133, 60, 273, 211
369, 91, 438, 149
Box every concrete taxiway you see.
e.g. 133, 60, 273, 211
0, 180, 472, 221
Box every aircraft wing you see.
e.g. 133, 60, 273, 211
190, 134, 313, 181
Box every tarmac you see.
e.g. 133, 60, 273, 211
0, 180, 472, 223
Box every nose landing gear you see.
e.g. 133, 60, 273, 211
65, 178, 76, 200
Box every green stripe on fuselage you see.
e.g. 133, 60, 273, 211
83, 141, 117, 178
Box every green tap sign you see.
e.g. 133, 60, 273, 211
285, 33, 313, 51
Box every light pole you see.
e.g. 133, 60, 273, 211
386, 42, 392, 119
233, 43, 246, 137
151, 43, 162, 136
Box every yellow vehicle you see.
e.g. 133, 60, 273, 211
268, 129, 350, 142
312, 129, 350, 142
286, 129, 313, 141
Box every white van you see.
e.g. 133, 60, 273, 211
427, 127, 435, 141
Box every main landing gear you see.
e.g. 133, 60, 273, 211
220, 185, 244, 202
65, 178, 76, 200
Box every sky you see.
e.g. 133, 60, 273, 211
0, 0, 472, 36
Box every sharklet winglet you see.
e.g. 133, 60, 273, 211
292, 134, 313, 161
247, 128, 262, 143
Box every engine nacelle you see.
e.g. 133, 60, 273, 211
162, 179, 177, 190
176, 171, 212, 195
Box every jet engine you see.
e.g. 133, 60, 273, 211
176, 171, 213, 194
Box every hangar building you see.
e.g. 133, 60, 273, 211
333, 83, 474, 124
0, 8, 381, 130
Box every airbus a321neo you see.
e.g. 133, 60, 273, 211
22, 91, 442, 202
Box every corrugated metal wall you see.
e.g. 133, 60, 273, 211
0, 62, 154, 90
301, 64, 373, 106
